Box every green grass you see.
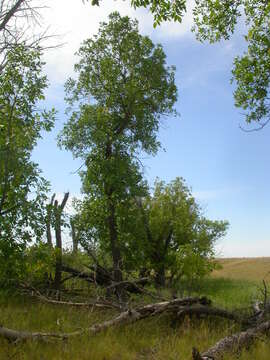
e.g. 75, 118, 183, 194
192, 277, 258, 308
0, 296, 233, 360
2, 258, 270, 359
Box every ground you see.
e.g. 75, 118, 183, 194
1, 258, 270, 359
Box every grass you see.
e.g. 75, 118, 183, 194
213, 257, 270, 282
1, 258, 270, 359
0, 298, 232, 360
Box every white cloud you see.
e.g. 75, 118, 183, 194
40, 0, 194, 85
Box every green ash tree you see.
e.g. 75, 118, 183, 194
58, 12, 177, 282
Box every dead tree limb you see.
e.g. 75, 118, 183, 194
192, 320, 270, 360
46, 193, 55, 246
61, 264, 111, 286
37, 295, 121, 310
81, 245, 114, 284
106, 277, 150, 295
70, 217, 78, 254
176, 304, 244, 324
53, 192, 69, 291
21, 283, 122, 310
0, 325, 66, 342
0, 297, 210, 342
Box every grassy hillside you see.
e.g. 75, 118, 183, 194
213, 257, 270, 282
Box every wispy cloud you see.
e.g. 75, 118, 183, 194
193, 189, 222, 201
193, 185, 247, 202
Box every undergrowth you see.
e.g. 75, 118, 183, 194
0, 274, 270, 359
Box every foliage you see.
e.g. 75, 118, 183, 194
59, 12, 177, 278
73, 177, 228, 286
192, 0, 270, 127
24, 243, 57, 286
232, 14, 270, 127
0, 237, 26, 287
137, 178, 228, 285
86, 0, 186, 26
0, 45, 55, 285
86, 0, 270, 127
174, 244, 217, 284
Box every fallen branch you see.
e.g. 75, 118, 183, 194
36, 293, 121, 310
61, 265, 96, 284
192, 320, 270, 360
61, 264, 111, 286
0, 296, 210, 342
21, 283, 121, 310
176, 304, 244, 324
106, 277, 153, 296
0, 326, 66, 342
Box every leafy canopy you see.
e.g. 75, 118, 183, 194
86, 0, 270, 128
59, 12, 177, 271
0, 45, 55, 285
137, 178, 228, 284
193, 0, 270, 128
86, 0, 186, 26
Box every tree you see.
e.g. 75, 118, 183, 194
87, 0, 270, 129
192, 0, 270, 129
53, 192, 69, 291
45, 193, 56, 246
86, 0, 186, 26
137, 178, 228, 287
0, 0, 54, 73
0, 45, 55, 285
58, 12, 177, 283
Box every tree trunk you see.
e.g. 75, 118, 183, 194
155, 265, 166, 287
46, 193, 55, 247
107, 198, 122, 283
53, 193, 69, 292
104, 142, 123, 283
54, 206, 62, 291
70, 218, 78, 254
192, 320, 270, 360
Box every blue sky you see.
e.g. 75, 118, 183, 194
32, 0, 270, 257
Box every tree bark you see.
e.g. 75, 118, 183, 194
192, 320, 270, 360
61, 264, 111, 286
155, 265, 166, 287
70, 218, 78, 254
104, 141, 123, 284
0, 0, 25, 32
53, 193, 69, 291
46, 193, 55, 246
107, 198, 122, 283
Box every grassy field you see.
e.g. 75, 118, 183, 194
1, 258, 270, 359
213, 257, 270, 282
